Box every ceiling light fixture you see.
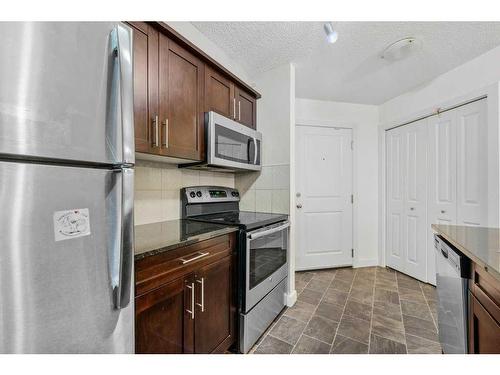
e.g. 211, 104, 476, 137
323, 22, 338, 44
381, 37, 421, 61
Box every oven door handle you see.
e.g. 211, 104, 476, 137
247, 221, 290, 240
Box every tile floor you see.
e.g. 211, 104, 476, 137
250, 266, 441, 354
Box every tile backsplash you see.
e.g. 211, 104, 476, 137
134, 161, 234, 225
235, 164, 290, 214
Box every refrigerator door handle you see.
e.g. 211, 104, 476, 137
115, 24, 135, 165
115, 167, 134, 309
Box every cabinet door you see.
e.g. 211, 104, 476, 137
159, 35, 204, 161
469, 293, 500, 354
205, 66, 235, 119
128, 22, 160, 154
135, 277, 185, 353
194, 255, 234, 353
235, 85, 256, 129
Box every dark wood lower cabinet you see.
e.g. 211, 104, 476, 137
469, 292, 500, 353
194, 256, 234, 353
135, 233, 237, 354
135, 277, 185, 354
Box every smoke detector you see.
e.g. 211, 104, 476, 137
381, 37, 422, 61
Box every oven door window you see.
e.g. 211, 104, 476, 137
214, 124, 255, 164
249, 229, 287, 290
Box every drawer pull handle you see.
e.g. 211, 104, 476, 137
180, 252, 209, 264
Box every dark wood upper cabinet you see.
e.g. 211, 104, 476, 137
128, 22, 158, 154
194, 256, 234, 353
204, 65, 235, 119
128, 21, 260, 160
234, 85, 257, 129
159, 36, 204, 161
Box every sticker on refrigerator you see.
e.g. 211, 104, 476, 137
53, 209, 91, 241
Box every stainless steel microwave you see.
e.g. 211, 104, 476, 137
182, 111, 262, 172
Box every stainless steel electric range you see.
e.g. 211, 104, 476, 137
181, 186, 289, 353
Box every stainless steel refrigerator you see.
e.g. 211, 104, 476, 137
0, 22, 135, 353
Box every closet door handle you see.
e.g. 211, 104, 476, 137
196, 277, 205, 312
186, 282, 195, 320
238, 100, 241, 121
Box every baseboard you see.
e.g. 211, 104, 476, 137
284, 290, 297, 307
353, 258, 379, 268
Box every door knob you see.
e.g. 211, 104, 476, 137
296, 204, 303, 209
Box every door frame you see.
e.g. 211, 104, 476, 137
294, 120, 358, 269
378, 83, 500, 283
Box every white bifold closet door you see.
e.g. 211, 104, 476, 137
427, 99, 487, 284
388, 98, 488, 284
386, 119, 428, 282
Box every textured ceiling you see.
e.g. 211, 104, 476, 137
192, 22, 500, 104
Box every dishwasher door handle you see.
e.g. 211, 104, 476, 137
441, 248, 449, 258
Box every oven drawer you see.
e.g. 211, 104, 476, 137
240, 277, 287, 353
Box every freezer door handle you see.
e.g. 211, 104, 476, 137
115, 167, 134, 309
114, 24, 135, 165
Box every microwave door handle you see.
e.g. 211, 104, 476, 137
248, 221, 290, 240
253, 138, 258, 164
113, 24, 134, 165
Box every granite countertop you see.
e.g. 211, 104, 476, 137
134, 219, 238, 260
432, 224, 500, 282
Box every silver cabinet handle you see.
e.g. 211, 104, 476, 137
179, 251, 209, 264
238, 100, 241, 121
186, 282, 195, 320
153, 115, 159, 147
196, 277, 205, 312
162, 118, 169, 147
233, 98, 236, 119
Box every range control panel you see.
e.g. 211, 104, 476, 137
182, 186, 240, 204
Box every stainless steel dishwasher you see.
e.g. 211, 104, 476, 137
434, 234, 470, 354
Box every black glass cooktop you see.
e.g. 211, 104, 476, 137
189, 211, 288, 230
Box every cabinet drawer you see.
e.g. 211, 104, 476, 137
470, 263, 500, 323
135, 233, 235, 296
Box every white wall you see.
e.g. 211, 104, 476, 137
380, 44, 500, 124
295, 99, 380, 268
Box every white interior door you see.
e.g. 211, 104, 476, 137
295, 126, 353, 270
386, 119, 428, 282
